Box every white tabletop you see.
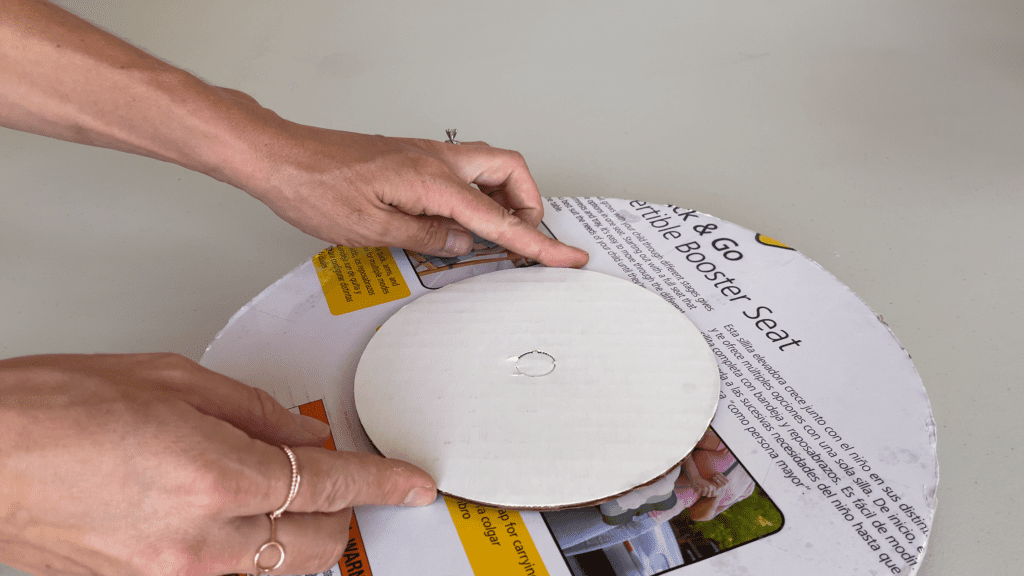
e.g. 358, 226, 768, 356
2, 1, 1020, 574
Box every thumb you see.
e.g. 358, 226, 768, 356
383, 211, 475, 257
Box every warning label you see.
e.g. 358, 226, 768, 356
445, 498, 550, 576
313, 246, 411, 315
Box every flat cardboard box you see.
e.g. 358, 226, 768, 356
202, 197, 937, 576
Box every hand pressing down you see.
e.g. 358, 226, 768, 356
0, 353, 436, 576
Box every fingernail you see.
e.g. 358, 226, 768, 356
404, 486, 437, 507
296, 414, 331, 438
444, 230, 473, 256
573, 247, 590, 267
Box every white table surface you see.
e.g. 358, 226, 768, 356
2, 1, 1020, 574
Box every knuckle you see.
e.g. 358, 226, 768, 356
249, 386, 283, 423
177, 453, 243, 514
414, 218, 448, 249
411, 156, 453, 186
504, 149, 527, 166
64, 371, 121, 402
344, 208, 387, 246
148, 352, 192, 366
495, 206, 526, 234
144, 352, 197, 382
317, 469, 357, 511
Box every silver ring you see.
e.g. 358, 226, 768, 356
255, 445, 300, 573
445, 128, 460, 144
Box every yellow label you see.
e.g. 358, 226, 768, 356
445, 497, 550, 576
755, 233, 794, 250
313, 246, 411, 315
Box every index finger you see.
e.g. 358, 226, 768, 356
471, 151, 547, 229
438, 145, 588, 267
440, 182, 589, 268
449, 142, 546, 229
231, 444, 437, 517
290, 448, 437, 511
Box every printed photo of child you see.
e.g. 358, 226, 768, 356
542, 428, 783, 576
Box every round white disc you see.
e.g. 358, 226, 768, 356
354, 267, 719, 509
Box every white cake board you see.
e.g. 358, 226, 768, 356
354, 267, 720, 510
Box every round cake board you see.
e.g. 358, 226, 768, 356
354, 267, 720, 510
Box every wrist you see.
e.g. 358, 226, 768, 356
156, 75, 286, 193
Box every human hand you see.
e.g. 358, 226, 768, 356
3, 2, 586, 267
215, 102, 588, 267
690, 475, 722, 499
0, 353, 437, 576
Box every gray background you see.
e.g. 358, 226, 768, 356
2, 1, 1020, 574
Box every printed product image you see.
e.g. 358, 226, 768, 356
543, 428, 783, 576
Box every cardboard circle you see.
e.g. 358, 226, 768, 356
354, 267, 719, 509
